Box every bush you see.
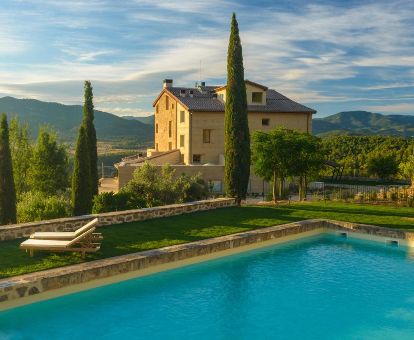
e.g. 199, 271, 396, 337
122, 162, 209, 208
178, 175, 210, 202
17, 191, 72, 223
92, 191, 133, 213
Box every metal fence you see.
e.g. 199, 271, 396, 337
307, 182, 414, 206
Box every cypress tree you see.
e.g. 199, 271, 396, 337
83, 81, 98, 200
0, 113, 17, 224
72, 125, 91, 216
224, 13, 250, 205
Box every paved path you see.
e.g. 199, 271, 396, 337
99, 178, 118, 193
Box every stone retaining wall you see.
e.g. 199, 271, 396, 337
1, 219, 413, 307
0, 198, 235, 241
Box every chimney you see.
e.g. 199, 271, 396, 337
163, 79, 173, 88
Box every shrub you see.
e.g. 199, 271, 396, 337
17, 191, 72, 223
177, 175, 210, 202
92, 191, 133, 213
122, 162, 209, 208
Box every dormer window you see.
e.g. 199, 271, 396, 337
252, 92, 263, 104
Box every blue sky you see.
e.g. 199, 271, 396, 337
0, 0, 413, 118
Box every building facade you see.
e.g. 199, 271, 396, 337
116, 79, 316, 194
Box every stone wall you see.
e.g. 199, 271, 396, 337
0, 198, 235, 241
1, 218, 414, 307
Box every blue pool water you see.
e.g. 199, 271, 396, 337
1, 234, 414, 339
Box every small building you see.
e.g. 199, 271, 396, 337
116, 79, 316, 194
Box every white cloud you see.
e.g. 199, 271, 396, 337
364, 103, 414, 114
1, 1, 414, 116
132, 0, 235, 14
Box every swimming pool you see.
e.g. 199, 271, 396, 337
1, 234, 414, 339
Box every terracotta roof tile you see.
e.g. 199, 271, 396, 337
165, 86, 316, 114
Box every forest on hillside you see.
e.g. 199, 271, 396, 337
322, 135, 414, 178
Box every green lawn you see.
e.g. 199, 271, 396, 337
1, 201, 414, 279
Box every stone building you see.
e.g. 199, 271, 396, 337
116, 79, 316, 194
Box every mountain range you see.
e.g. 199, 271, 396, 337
0, 96, 153, 146
122, 115, 155, 125
313, 111, 414, 137
1, 97, 413, 146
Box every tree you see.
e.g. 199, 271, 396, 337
292, 133, 325, 201
367, 153, 398, 180
83, 81, 98, 200
251, 128, 298, 201
9, 118, 32, 197
224, 13, 250, 205
28, 127, 69, 194
321, 135, 414, 178
399, 155, 414, 186
72, 125, 91, 215
0, 113, 17, 224
252, 128, 325, 201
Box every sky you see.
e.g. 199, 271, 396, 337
0, 0, 413, 118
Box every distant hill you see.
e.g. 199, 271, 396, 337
123, 115, 155, 125
2, 97, 411, 146
0, 96, 153, 146
313, 111, 414, 137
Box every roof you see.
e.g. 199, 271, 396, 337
215, 79, 268, 91
153, 82, 316, 114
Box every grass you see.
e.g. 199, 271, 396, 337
1, 201, 414, 279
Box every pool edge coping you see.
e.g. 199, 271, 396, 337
1, 218, 413, 311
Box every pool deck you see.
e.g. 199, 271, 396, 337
1, 218, 414, 311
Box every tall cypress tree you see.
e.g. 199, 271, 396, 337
72, 125, 91, 216
0, 113, 17, 224
83, 81, 98, 200
224, 13, 250, 205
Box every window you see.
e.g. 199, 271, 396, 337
203, 129, 212, 143
156, 104, 159, 114
155, 143, 158, 151
179, 135, 185, 147
262, 118, 270, 126
180, 111, 185, 123
172, 103, 175, 109
252, 92, 263, 103
168, 142, 172, 150
155, 123, 158, 133
192, 154, 201, 163
209, 180, 222, 193
168, 121, 172, 138
166, 96, 169, 110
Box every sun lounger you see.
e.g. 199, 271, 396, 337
30, 218, 100, 240
20, 220, 101, 258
